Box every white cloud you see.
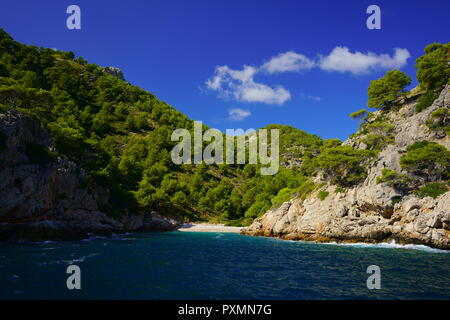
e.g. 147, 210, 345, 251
319, 47, 410, 74
261, 51, 315, 73
205, 47, 410, 105
206, 65, 291, 105
228, 108, 251, 121
299, 92, 321, 102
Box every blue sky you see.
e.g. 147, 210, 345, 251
1, 0, 449, 140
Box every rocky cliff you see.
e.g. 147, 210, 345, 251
0, 111, 179, 241
242, 86, 450, 249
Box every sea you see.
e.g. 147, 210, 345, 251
1, 231, 449, 299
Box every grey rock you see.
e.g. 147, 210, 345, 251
243, 86, 450, 249
0, 111, 178, 241
103, 66, 125, 81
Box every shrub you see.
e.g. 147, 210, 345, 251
376, 168, 411, 194
391, 196, 403, 205
335, 187, 346, 193
367, 70, 411, 109
426, 108, 449, 135
24, 142, 57, 164
416, 182, 448, 199
318, 190, 329, 201
314, 145, 375, 187
416, 91, 439, 113
416, 42, 450, 92
354, 117, 395, 151
400, 141, 450, 182
350, 109, 369, 124
271, 188, 294, 208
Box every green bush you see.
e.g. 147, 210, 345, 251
376, 169, 411, 194
416, 42, 450, 92
24, 142, 57, 164
349, 109, 369, 124
314, 145, 375, 187
376, 169, 410, 185
426, 108, 449, 135
391, 196, 402, 205
416, 91, 439, 113
367, 70, 411, 109
335, 187, 346, 193
416, 183, 448, 199
400, 141, 450, 181
318, 190, 329, 201
271, 188, 294, 208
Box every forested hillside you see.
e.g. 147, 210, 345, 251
0, 29, 448, 228
0, 29, 324, 225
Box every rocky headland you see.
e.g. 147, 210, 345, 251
242, 86, 450, 249
0, 111, 179, 241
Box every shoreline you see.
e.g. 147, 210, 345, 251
176, 223, 243, 233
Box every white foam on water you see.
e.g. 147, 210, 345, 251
62, 253, 100, 264
38, 253, 100, 266
81, 232, 132, 242
321, 240, 448, 253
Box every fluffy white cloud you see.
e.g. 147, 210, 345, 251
319, 47, 410, 74
205, 47, 410, 105
261, 51, 315, 73
206, 65, 291, 105
228, 108, 251, 121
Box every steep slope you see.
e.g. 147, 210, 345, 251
243, 86, 450, 249
0, 29, 323, 240
0, 111, 179, 241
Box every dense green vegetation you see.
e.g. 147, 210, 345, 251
416, 43, 450, 92
400, 141, 450, 182
376, 169, 411, 195
416, 182, 448, 199
415, 91, 440, 113
313, 145, 375, 187
367, 70, 411, 109
0, 29, 448, 225
415, 42, 450, 112
426, 108, 449, 135
349, 109, 369, 124
0, 29, 329, 225
24, 142, 57, 165
318, 190, 329, 201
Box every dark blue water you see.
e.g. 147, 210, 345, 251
1, 232, 449, 299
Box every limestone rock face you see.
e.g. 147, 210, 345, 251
243, 188, 450, 249
243, 85, 450, 249
103, 66, 125, 81
0, 111, 177, 241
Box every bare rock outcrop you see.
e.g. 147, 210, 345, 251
0, 111, 178, 241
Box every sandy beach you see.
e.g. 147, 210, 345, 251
176, 223, 243, 233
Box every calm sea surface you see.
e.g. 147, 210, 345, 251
1, 231, 449, 299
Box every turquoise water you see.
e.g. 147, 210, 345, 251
1, 231, 449, 299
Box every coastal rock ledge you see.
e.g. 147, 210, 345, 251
241, 191, 450, 249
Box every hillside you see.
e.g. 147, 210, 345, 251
0, 29, 448, 244
0, 29, 326, 240
243, 74, 450, 248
